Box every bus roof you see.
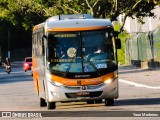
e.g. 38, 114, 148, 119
33, 14, 113, 32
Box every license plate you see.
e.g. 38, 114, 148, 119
77, 91, 90, 96
96, 64, 107, 68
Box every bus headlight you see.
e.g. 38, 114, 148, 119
54, 81, 63, 86
47, 78, 63, 87
104, 71, 118, 84
104, 78, 113, 84
46, 73, 63, 86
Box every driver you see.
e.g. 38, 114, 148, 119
94, 46, 104, 53
87, 45, 106, 61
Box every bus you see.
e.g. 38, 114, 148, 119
32, 14, 121, 110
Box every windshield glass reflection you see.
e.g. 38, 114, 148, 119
47, 30, 117, 74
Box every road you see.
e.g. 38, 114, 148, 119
0, 61, 160, 119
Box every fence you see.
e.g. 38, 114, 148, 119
125, 26, 160, 68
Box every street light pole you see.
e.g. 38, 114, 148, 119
8, 30, 10, 59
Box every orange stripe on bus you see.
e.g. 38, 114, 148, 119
46, 26, 111, 32
32, 57, 41, 93
51, 72, 114, 86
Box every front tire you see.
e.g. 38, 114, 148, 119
105, 98, 114, 106
40, 98, 47, 107
47, 101, 56, 110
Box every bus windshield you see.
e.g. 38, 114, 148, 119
47, 30, 117, 75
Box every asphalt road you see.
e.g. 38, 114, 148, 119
0, 61, 160, 120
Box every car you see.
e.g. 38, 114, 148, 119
23, 57, 32, 72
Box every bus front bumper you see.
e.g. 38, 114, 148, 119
46, 78, 118, 102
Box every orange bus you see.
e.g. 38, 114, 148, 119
32, 14, 121, 109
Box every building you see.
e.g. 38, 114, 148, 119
121, 6, 160, 33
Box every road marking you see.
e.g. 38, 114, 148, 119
119, 79, 160, 89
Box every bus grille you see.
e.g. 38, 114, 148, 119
65, 91, 103, 98
64, 83, 103, 90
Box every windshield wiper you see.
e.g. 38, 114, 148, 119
83, 56, 101, 76
63, 56, 101, 77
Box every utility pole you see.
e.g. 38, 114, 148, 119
8, 30, 10, 59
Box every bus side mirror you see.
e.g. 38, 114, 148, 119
115, 38, 121, 49
42, 35, 47, 40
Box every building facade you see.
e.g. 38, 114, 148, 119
121, 6, 160, 33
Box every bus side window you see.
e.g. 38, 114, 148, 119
42, 35, 46, 55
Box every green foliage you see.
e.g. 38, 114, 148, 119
0, 0, 157, 31
0, 0, 158, 60
117, 33, 130, 65
113, 22, 130, 64
0, 0, 46, 30
113, 22, 121, 31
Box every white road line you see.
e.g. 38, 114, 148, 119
119, 79, 160, 89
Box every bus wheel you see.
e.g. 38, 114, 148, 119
47, 101, 56, 110
40, 98, 47, 107
95, 99, 102, 104
105, 99, 114, 106
87, 100, 94, 104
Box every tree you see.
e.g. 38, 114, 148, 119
0, 0, 46, 30
0, 0, 158, 32
54, 0, 158, 33
0, 0, 158, 61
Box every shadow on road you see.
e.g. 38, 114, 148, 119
115, 97, 160, 106
56, 98, 160, 110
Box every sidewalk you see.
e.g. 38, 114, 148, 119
118, 65, 160, 87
